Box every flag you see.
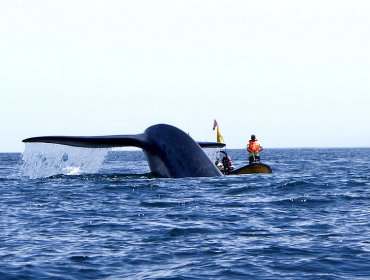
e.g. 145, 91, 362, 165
213, 119, 224, 143
216, 126, 225, 143
213, 119, 218, 130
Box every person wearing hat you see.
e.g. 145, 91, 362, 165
220, 150, 234, 175
247, 134, 263, 164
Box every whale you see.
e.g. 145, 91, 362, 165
22, 124, 225, 178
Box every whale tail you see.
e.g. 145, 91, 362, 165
22, 124, 225, 178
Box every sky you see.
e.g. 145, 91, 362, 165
0, 0, 369, 152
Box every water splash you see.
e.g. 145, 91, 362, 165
21, 143, 109, 179
202, 147, 222, 163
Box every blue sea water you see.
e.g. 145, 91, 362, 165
0, 148, 369, 279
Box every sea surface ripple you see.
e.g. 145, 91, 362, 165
0, 148, 369, 279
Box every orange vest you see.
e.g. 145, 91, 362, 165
248, 140, 261, 153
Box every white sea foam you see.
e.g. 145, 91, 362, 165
21, 143, 109, 179
202, 147, 222, 163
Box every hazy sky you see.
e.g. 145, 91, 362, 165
1, 0, 369, 152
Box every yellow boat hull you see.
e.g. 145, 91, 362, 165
229, 163, 272, 175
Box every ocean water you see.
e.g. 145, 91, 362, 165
0, 148, 369, 279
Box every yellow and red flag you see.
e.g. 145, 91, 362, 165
213, 119, 225, 143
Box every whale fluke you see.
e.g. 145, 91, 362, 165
23, 124, 224, 178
